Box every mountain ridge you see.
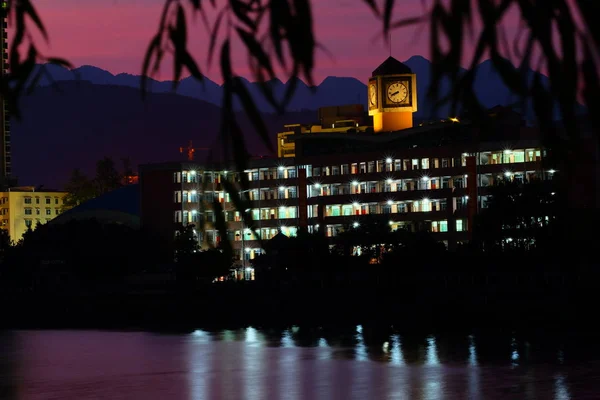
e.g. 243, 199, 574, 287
30, 55, 555, 120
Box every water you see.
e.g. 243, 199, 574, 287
1, 328, 599, 399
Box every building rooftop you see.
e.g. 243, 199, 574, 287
50, 184, 140, 228
3, 186, 66, 193
372, 57, 413, 76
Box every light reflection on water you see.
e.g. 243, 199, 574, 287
2, 328, 600, 399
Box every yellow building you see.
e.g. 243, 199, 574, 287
0, 187, 67, 242
277, 105, 373, 158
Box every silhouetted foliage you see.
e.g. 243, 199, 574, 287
62, 168, 96, 210
136, 0, 598, 252
2, 220, 158, 290
3, 0, 597, 254
475, 179, 559, 253
173, 224, 199, 260
95, 157, 122, 195
63, 157, 128, 210
0, 228, 10, 260
173, 224, 231, 284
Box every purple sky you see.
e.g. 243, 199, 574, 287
13, 0, 525, 84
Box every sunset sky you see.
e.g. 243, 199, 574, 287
12, 0, 523, 84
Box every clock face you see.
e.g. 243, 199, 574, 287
387, 81, 409, 104
368, 83, 377, 107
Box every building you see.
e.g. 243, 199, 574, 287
0, 187, 67, 242
49, 184, 140, 229
0, 2, 12, 188
277, 105, 373, 158
139, 57, 555, 265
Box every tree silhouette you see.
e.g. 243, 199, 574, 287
95, 157, 122, 195
1, 0, 597, 251
62, 168, 96, 210
475, 179, 559, 253
62, 157, 127, 211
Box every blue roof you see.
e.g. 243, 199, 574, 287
62, 184, 140, 217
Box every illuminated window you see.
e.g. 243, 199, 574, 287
456, 219, 464, 232
440, 221, 448, 232
45, 209, 51, 216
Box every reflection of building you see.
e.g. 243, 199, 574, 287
0, 3, 13, 188
0, 187, 67, 242
139, 57, 555, 262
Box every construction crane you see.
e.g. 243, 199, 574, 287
180, 140, 209, 161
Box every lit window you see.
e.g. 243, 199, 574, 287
440, 221, 448, 232
456, 219, 464, 232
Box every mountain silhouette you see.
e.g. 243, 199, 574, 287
12, 82, 315, 189
15, 56, 579, 189
30, 55, 562, 120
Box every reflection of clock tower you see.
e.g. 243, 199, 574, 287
368, 57, 417, 133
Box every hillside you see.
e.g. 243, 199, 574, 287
12, 82, 315, 189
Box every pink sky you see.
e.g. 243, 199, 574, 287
11, 0, 525, 84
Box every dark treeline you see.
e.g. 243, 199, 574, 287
0, 179, 598, 330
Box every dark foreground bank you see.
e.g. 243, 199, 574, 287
2, 271, 599, 331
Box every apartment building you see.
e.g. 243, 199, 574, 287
139, 57, 556, 263
0, 187, 67, 242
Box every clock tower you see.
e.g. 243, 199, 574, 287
368, 57, 417, 133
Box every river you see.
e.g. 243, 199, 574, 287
0, 328, 598, 399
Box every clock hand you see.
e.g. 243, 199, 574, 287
391, 91, 399, 96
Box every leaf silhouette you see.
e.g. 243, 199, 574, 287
236, 27, 275, 79
233, 76, 274, 153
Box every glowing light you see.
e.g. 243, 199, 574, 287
352, 202, 360, 207
279, 186, 285, 191
278, 166, 285, 171
464, 195, 469, 200
190, 170, 196, 175
192, 210, 198, 214
449, 117, 460, 123
386, 178, 393, 184
352, 181, 359, 186
503, 149, 513, 154
352, 222, 360, 228
314, 183, 321, 188
245, 248, 250, 253
551, 192, 556, 196
389, 220, 394, 225
421, 176, 429, 181
423, 198, 430, 203
549, 169, 556, 174
387, 200, 393, 205
504, 171, 512, 177
191, 190, 197, 195
385, 157, 393, 164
